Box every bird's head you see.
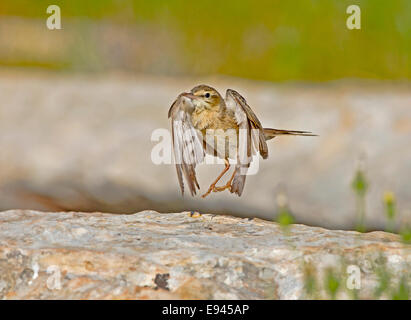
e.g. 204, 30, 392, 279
181, 85, 224, 112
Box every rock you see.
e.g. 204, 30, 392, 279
0, 210, 409, 299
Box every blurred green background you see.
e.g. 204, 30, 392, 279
0, 0, 410, 81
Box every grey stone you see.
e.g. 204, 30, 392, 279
0, 210, 409, 299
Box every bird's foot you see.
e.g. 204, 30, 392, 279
201, 182, 232, 198
201, 159, 231, 198
213, 183, 232, 192
213, 171, 235, 193
201, 184, 216, 198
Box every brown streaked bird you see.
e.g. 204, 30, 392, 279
168, 85, 315, 198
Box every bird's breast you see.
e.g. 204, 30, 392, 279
192, 107, 217, 131
192, 108, 238, 131
206, 128, 239, 160
191, 108, 239, 160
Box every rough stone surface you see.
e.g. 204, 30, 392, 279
0, 210, 409, 299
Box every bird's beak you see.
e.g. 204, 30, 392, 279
181, 92, 199, 100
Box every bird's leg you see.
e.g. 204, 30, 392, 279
201, 159, 230, 198
213, 167, 236, 192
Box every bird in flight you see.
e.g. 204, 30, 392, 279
168, 85, 315, 198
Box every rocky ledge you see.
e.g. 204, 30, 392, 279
0, 210, 409, 299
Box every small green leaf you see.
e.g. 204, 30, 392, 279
400, 226, 411, 244
325, 268, 340, 300
351, 170, 368, 196
277, 209, 294, 228
374, 266, 391, 299
391, 277, 409, 300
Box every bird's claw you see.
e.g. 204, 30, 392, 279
201, 188, 214, 198
201, 183, 232, 198
213, 184, 232, 192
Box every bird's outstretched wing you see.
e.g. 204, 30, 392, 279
225, 89, 268, 159
225, 89, 268, 196
168, 94, 204, 196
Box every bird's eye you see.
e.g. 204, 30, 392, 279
204, 93, 210, 98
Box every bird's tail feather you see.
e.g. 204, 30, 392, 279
263, 128, 317, 141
